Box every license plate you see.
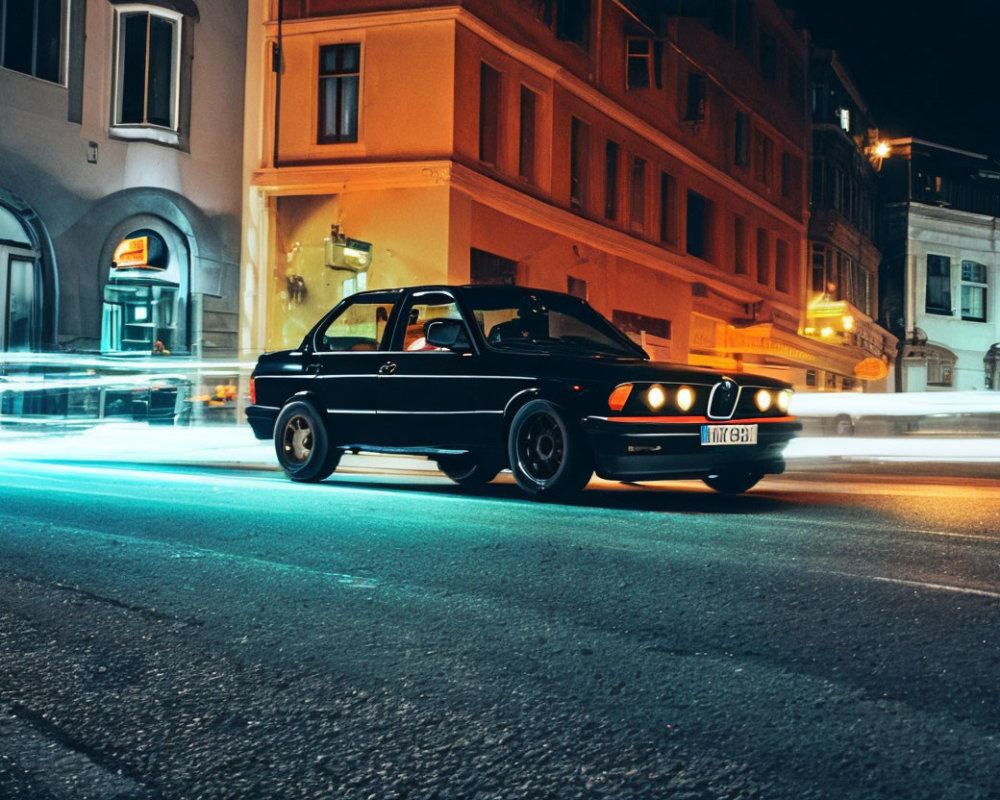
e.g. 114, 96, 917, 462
701, 424, 758, 446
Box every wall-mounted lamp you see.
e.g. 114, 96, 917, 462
325, 224, 372, 273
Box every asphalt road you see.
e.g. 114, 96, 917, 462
1, 459, 999, 799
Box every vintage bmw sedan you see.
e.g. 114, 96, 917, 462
247, 285, 800, 498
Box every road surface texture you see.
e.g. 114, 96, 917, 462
0, 451, 999, 799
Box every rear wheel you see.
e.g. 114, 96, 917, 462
435, 453, 502, 487
274, 400, 341, 482
508, 399, 592, 498
702, 469, 763, 494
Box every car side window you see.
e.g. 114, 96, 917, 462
391, 293, 465, 352
314, 299, 394, 352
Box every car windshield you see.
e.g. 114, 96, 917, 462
462, 288, 647, 359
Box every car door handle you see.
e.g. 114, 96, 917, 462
305, 362, 321, 374
378, 361, 397, 376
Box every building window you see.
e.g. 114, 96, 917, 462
734, 112, 749, 167
626, 37, 656, 89
630, 157, 646, 232
684, 72, 706, 123
1, 0, 65, 83
567, 275, 587, 299
759, 30, 777, 81
734, 215, 749, 275
659, 171, 677, 245
754, 131, 772, 185
604, 140, 619, 220
570, 117, 589, 210
479, 62, 500, 164
775, 238, 790, 293
961, 260, 988, 322
319, 43, 360, 144
686, 190, 712, 261
518, 85, 537, 182
926, 254, 952, 315
926, 345, 956, 387
113, 8, 181, 131
756, 227, 770, 286
554, 0, 590, 46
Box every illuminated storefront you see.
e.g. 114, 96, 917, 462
0, 198, 47, 352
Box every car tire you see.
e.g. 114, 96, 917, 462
508, 399, 592, 498
702, 469, 763, 494
274, 400, 341, 482
435, 453, 503, 487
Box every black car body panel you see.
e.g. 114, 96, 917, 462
247, 285, 801, 494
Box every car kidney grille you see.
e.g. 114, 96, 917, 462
707, 379, 740, 419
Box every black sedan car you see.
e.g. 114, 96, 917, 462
247, 285, 800, 498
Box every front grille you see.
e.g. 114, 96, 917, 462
707, 378, 740, 419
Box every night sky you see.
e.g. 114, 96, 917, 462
777, 0, 1000, 157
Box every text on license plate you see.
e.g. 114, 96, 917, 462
701, 424, 758, 446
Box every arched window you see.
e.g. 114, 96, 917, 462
0, 204, 42, 352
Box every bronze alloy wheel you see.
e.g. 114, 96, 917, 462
273, 400, 341, 482
281, 413, 314, 464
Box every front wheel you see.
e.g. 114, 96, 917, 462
435, 453, 503, 487
702, 469, 763, 494
507, 400, 592, 498
274, 400, 341, 482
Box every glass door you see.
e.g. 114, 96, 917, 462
2, 252, 41, 351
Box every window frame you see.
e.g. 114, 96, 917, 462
960, 260, 988, 322
110, 4, 183, 145
0, 0, 69, 84
925, 254, 953, 316
318, 42, 361, 145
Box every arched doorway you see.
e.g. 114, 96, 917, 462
0, 203, 42, 351
100, 217, 190, 354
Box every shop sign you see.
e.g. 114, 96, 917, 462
113, 235, 165, 270
854, 357, 889, 381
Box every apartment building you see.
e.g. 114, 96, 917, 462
880, 138, 1000, 391
241, 0, 852, 387
0, 0, 245, 357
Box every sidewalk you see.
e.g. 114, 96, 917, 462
1, 421, 998, 479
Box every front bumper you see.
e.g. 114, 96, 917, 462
582, 415, 801, 482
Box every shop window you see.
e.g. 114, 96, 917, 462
4, 257, 41, 351
961, 260, 988, 322
570, 116, 589, 210
518, 85, 537, 183
925, 254, 952, 315
102, 284, 178, 353
926, 345, 956, 387
604, 140, 619, 221
319, 43, 360, 144
113, 8, 181, 134
479, 62, 500, 165
470, 248, 517, 285
1, 0, 65, 83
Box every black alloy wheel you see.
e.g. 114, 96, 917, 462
435, 453, 503, 487
274, 400, 341, 482
508, 399, 592, 498
701, 469, 764, 494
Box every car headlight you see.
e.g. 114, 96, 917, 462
675, 385, 695, 412
608, 383, 633, 411
776, 390, 791, 413
754, 389, 773, 412
646, 384, 667, 410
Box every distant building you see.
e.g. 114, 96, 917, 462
241, 0, 848, 386
879, 138, 1000, 391
803, 48, 896, 392
0, 0, 245, 357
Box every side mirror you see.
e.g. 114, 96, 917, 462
424, 318, 471, 351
